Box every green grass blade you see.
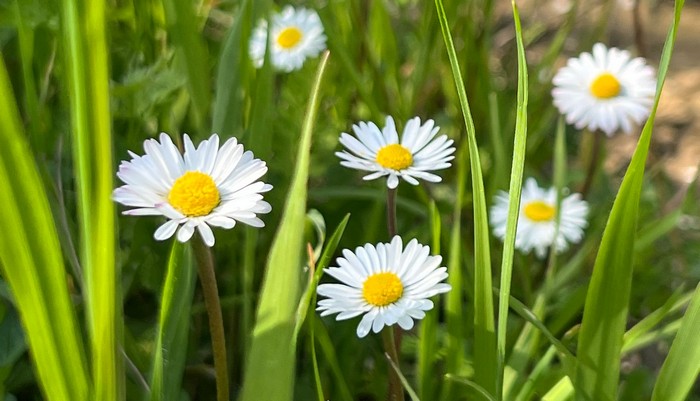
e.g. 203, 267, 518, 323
240, 51, 330, 401
60, 0, 119, 399
574, 1, 684, 399
161, 0, 210, 126
0, 56, 89, 401
495, 2, 529, 399
148, 242, 196, 401
435, 0, 496, 397
650, 282, 700, 401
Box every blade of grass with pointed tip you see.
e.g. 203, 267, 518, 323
60, 0, 119, 399
240, 51, 330, 401
435, 0, 496, 397
495, 3, 529, 399
574, 1, 684, 399
0, 57, 89, 401
148, 242, 196, 401
650, 282, 700, 401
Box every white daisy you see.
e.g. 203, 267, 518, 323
113, 133, 272, 247
552, 42, 656, 136
249, 6, 327, 72
316, 236, 451, 338
336, 116, 456, 189
490, 178, 589, 258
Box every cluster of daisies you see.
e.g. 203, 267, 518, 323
113, 5, 658, 337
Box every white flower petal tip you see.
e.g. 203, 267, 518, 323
316, 235, 451, 338
249, 6, 327, 72
336, 116, 456, 188
489, 178, 589, 258
113, 133, 272, 247
552, 42, 656, 136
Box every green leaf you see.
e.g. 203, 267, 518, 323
574, 1, 684, 399
240, 51, 330, 401
60, 0, 120, 398
650, 282, 700, 401
495, 2, 529, 398
435, 0, 496, 397
0, 56, 89, 401
148, 242, 196, 401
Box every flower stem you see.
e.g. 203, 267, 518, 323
579, 130, 602, 198
192, 236, 229, 401
381, 328, 405, 401
387, 187, 397, 237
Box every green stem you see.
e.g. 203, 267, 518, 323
579, 130, 602, 199
192, 236, 229, 401
382, 328, 405, 401
387, 187, 397, 237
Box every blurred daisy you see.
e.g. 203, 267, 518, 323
113, 133, 272, 247
336, 116, 456, 189
317, 236, 451, 338
490, 178, 589, 258
249, 6, 327, 72
552, 43, 656, 136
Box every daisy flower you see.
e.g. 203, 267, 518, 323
336, 116, 456, 189
552, 43, 656, 136
249, 6, 327, 72
113, 133, 272, 247
317, 236, 451, 338
490, 178, 589, 258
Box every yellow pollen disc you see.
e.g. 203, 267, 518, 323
524, 201, 556, 222
362, 272, 403, 307
168, 171, 220, 217
376, 144, 413, 170
590, 73, 621, 99
276, 26, 303, 49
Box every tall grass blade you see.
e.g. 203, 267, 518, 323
148, 242, 196, 401
435, 0, 496, 397
240, 51, 330, 401
574, 1, 684, 399
650, 282, 700, 401
0, 57, 89, 401
60, 0, 119, 399
495, 2, 529, 399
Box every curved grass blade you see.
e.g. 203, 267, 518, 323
650, 282, 700, 401
574, 1, 684, 399
240, 51, 330, 401
495, 2, 529, 398
0, 57, 89, 401
435, 0, 496, 397
148, 242, 196, 401
60, 0, 119, 398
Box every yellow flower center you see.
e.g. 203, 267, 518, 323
376, 144, 413, 170
523, 201, 556, 222
362, 272, 404, 307
590, 73, 621, 99
168, 171, 220, 217
276, 26, 303, 49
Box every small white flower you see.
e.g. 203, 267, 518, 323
317, 236, 451, 338
336, 116, 456, 189
490, 178, 589, 258
249, 6, 327, 72
552, 43, 656, 136
113, 133, 272, 247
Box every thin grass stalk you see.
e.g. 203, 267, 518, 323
435, 0, 496, 397
60, 0, 119, 399
495, 3, 529, 400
